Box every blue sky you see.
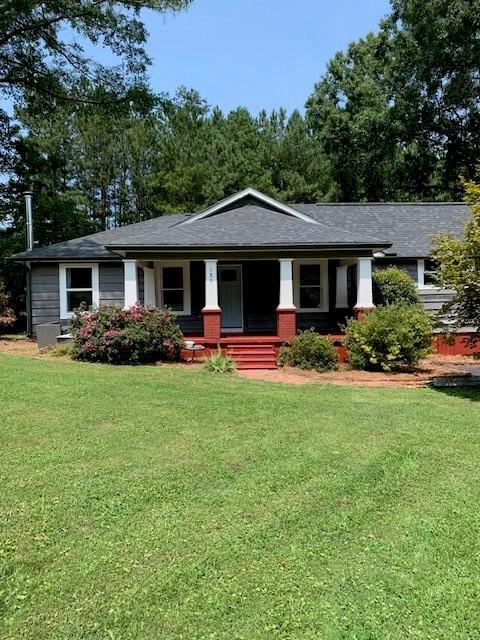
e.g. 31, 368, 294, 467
1, 0, 390, 117
141, 0, 390, 114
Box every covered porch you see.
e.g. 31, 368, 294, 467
123, 254, 376, 344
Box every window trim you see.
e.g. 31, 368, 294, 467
293, 259, 329, 312
59, 263, 99, 319
417, 258, 440, 290
156, 261, 191, 316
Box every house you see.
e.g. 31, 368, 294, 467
11, 188, 473, 364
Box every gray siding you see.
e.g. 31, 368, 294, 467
31, 261, 127, 334
31, 263, 60, 331
418, 289, 455, 315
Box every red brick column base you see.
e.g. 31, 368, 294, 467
353, 306, 375, 321
277, 307, 297, 342
202, 307, 222, 341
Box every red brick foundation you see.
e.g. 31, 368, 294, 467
202, 307, 221, 341
353, 306, 376, 321
276, 307, 297, 342
433, 333, 479, 356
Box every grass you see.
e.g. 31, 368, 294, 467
0, 353, 479, 639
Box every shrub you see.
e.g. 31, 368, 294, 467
345, 304, 433, 371
203, 351, 236, 374
48, 342, 74, 358
373, 267, 419, 306
278, 329, 338, 372
0, 280, 16, 335
71, 304, 184, 365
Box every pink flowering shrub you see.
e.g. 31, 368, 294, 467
0, 281, 15, 334
70, 304, 184, 365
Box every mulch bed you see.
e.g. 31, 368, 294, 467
0, 336, 477, 388
237, 355, 477, 388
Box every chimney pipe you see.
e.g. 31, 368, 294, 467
23, 191, 33, 251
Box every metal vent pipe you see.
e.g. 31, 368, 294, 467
23, 191, 33, 251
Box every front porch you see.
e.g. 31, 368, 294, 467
123, 256, 376, 346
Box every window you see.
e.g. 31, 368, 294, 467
424, 259, 439, 287
418, 259, 439, 289
294, 261, 328, 312
59, 264, 99, 318
158, 261, 191, 315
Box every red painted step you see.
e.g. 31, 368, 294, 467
228, 348, 276, 356
226, 342, 278, 370
235, 362, 278, 370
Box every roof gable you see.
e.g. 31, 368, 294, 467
178, 187, 319, 226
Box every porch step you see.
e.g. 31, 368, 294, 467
226, 342, 278, 370
235, 362, 278, 370
228, 348, 276, 356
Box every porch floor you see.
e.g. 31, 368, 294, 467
183, 333, 346, 345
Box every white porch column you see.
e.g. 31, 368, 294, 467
278, 259, 295, 309
123, 259, 138, 308
335, 264, 349, 308
204, 259, 220, 309
142, 266, 156, 307
355, 257, 374, 309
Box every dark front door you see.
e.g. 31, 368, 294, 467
219, 265, 243, 331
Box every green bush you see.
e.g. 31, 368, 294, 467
203, 351, 236, 374
71, 304, 184, 365
48, 342, 74, 358
345, 304, 433, 371
373, 266, 419, 306
278, 329, 338, 372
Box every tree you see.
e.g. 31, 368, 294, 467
0, 0, 191, 100
385, 0, 480, 199
306, 0, 480, 201
433, 179, 480, 340
306, 33, 398, 201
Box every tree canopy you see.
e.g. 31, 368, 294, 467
306, 0, 480, 201
0, 0, 191, 99
433, 179, 480, 339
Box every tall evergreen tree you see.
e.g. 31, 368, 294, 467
306, 0, 480, 201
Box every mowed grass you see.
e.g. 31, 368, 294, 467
1, 354, 480, 640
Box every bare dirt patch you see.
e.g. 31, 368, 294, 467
238, 355, 477, 388
0, 335, 43, 357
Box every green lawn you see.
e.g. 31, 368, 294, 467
1, 354, 480, 640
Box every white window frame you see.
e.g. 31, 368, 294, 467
417, 258, 439, 290
59, 263, 99, 319
293, 259, 329, 312
155, 261, 191, 316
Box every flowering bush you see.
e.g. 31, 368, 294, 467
71, 304, 184, 365
345, 304, 433, 371
0, 280, 16, 334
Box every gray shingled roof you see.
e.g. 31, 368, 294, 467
10, 195, 469, 261
108, 204, 389, 248
296, 202, 469, 258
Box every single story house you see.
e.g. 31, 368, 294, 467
11, 188, 472, 364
